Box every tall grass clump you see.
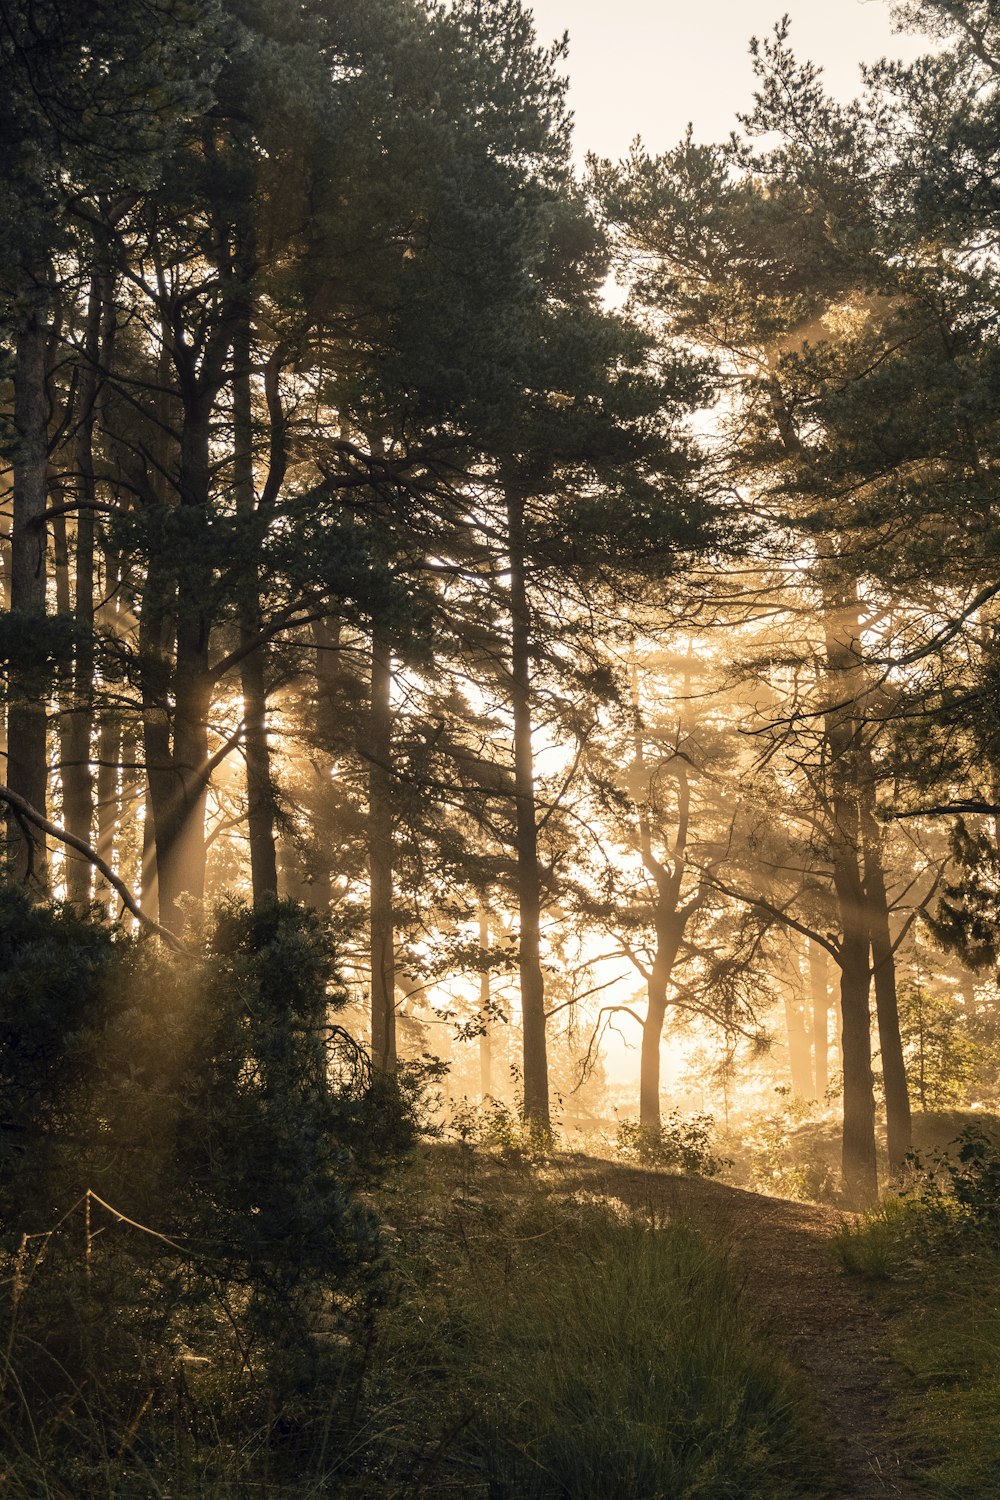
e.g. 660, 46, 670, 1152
362, 1152, 834, 1499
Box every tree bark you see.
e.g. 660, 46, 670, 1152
478, 910, 494, 1100
233, 316, 278, 903
859, 751, 912, 1171
302, 615, 345, 910
95, 701, 122, 911
808, 939, 831, 1100
506, 486, 549, 1130
7, 310, 50, 888
633, 696, 697, 1129
639, 980, 668, 1127
823, 597, 878, 1205
139, 544, 178, 925
369, 627, 396, 1073
60, 272, 113, 903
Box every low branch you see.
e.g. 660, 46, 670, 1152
0, 783, 186, 952
701, 870, 841, 961
544, 972, 629, 1020
888, 801, 1000, 820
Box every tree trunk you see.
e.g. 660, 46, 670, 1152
0, 540, 8, 803
808, 939, 831, 1100
7, 311, 50, 888
859, 755, 912, 1172
139, 541, 177, 924
163, 405, 213, 918
837, 878, 877, 1206
301, 615, 344, 910
51, 502, 90, 898
639, 981, 668, 1127
506, 487, 549, 1130
233, 318, 278, 903
823, 598, 877, 1205
369, 627, 396, 1073
95, 709, 121, 904
61, 273, 113, 904
784, 983, 815, 1099
478, 910, 493, 1100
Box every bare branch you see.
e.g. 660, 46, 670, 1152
0, 783, 186, 952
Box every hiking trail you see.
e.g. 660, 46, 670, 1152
564, 1161, 915, 1499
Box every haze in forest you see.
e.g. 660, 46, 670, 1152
3, 2, 1000, 1490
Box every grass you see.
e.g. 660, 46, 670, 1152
834, 1163, 1000, 1498
359, 1146, 836, 1498
0, 1145, 838, 1498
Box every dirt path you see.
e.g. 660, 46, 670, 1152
561, 1160, 914, 1500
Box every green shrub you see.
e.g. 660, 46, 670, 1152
906, 1124, 1000, 1230
615, 1110, 730, 1176
448, 1093, 556, 1163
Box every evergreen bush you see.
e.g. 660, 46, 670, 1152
0, 887, 412, 1493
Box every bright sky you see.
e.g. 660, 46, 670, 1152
526, 0, 930, 160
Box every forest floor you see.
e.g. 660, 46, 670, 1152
562, 1158, 916, 1499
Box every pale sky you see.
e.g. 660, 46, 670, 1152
526, 0, 930, 159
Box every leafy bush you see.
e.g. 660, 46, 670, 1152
615, 1110, 730, 1176
448, 1093, 556, 1164
907, 1124, 1000, 1230
835, 1126, 1000, 1278
720, 1096, 841, 1203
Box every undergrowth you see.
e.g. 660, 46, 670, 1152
0, 887, 836, 1499
834, 1127, 1000, 1497
615, 1111, 732, 1177
361, 1146, 836, 1499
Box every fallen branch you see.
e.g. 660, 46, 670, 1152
0, 782, 187, 952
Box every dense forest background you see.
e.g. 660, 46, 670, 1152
4, 1, 1000, 1492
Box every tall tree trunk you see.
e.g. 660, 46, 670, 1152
60, 273, 113, 903
836, 869, 877, 1206
808, 939, 831, 1100
95, 709, 121, 903
233, 318, 278, 903
302, 615, 344, 909
369, 627, 396, 1073
824, 598, 877, 1205
0, 540, 8, 798
859, 753, 912, 1171
506, 487, 549, 1130
479, 909, 494, 1100
784, 981, 815, 1099
631, 650, 700, 1130
139, 544, 177, 924
51, 502, 89, 897
7, 310, 50, 887
639, 978, 668, 1128
161, 404, 213, 918
94, 542, 124, 909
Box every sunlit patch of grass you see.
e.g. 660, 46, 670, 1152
362, 1146, 836, 1499
833, 1194, 943, 1279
